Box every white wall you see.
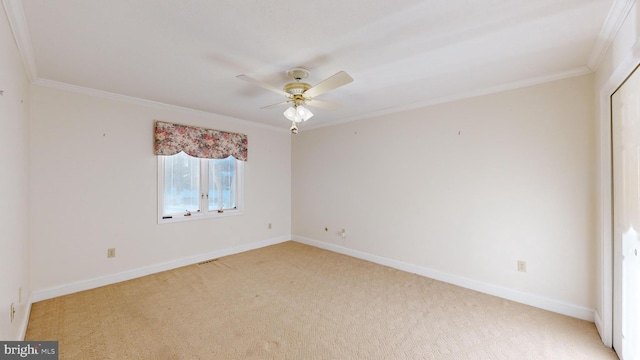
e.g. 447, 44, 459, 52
593, 1, 640, 347
29, 86, 291, 294
0, 3, 31, 340
293, 74, 597, 315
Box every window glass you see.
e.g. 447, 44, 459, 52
162, 152, 200, 215
208, 156, 237, 211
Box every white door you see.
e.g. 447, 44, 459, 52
612, 64, 640, 360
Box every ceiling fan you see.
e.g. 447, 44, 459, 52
237, 67, 353, 133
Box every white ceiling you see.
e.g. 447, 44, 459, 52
6, 0, 622, 130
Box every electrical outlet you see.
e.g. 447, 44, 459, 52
107, 248, 116, 258
517, 260, 527, 272
10, 303, 15, 322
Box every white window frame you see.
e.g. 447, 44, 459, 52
157, 155, 244, 223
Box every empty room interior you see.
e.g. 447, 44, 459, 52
2, 0, 640, 359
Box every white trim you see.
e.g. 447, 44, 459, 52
599, 77, 615, 349
157, 155, 245, 224
31, 236, 291, 302
306, 66, 593, 130
158, 207, 244, 223
2, 0, 38, 82
598, 38, 640, 348
595, 309, 604, 340
1, 0, 280, 132
18, 293, 32, 340
588, 0, 637, 71
4, 0, 632, 132
32, 78, 287, 132
293, 235, 595, 321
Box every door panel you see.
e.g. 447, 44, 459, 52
612, 64, 640, 360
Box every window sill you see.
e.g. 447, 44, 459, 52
158, 209, 243, 224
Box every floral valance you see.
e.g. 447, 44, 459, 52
154, 121, 248, 161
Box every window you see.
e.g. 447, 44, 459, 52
158, 152, 243, 222
154, 121, 247, 222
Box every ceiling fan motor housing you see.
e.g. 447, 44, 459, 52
284, 67, 312, 98
283, 82, 311, 95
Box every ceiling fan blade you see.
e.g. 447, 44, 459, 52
305, 99, 341, 110
260, 100, 292, 109
236, 74, 291, 98
304, 71, 353, 99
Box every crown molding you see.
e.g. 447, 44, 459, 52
309, 66, 593, 130
587, 0, 637, 71
5, 0, 626, 132
3, 0, 286, 132
3, 0, 38, 82
33, 78, 287, 132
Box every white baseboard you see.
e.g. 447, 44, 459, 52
31, 235, 291, 302
29, 234, 595, 322
293, 235, 595, 322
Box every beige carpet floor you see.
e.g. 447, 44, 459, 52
26, 241, 617, 359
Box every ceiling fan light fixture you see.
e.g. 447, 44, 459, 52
283, 105, 313, 122
283, 106, 297, 121
297, 105, 313, 121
